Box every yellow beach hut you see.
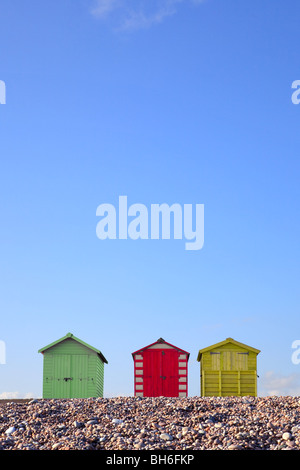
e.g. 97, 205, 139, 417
197, 337, 260, 397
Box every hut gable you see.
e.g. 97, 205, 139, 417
38, 332, 108, 363
132, 337, 190, 356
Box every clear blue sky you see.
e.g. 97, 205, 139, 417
0, 0, 299, 398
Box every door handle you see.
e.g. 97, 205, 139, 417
63, 377, 73, 382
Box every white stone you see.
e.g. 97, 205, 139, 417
52, 442, 61, 450
73, 421, 82, 428
5, 426, 16, 435
160, 433, 173, 441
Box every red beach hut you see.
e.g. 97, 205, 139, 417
132, 338, 190, 397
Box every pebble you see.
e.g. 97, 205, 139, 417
160, 433, 173, 441
0, 396, 300, 450
5, 427, 16, 435
73, 421, 82, 428
181, 427, 190, 436
52, 442, 62, 450
112, 418, 123, 425
86, 419, 98, 426
134, 442, 145, 449
228, 444, 243, 450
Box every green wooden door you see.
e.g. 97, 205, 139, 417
50, 354, 89, 398
71, 354, 89, 398
52, 355, 72, 398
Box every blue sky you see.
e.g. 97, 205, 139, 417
0, 0, 299, 398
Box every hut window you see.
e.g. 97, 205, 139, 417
236, 352, 248, 370
210, 352, 220, 370
222, 351, 248, 371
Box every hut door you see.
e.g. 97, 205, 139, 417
51, 354, 89, 398
71, 355, 89, 398
53, 355, 72, 398
162, 350, 179, 397
143, 349, 162, 396
143, 349, 179, 397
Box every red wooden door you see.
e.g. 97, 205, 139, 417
143, 349, 162, 396
162, 349, 179, 397
143, 349, 179, 397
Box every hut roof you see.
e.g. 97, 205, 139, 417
132, 337, 190, 359
38, 332, 108, 364
197, 337, 260, 362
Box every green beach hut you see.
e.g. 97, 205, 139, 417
38, 332, 108, 399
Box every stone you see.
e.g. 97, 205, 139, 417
5, 426, 16, 435
73, 421, 83, 428
52, 442, 62, 450
160, 433, 173, 441
134, 442, 145, 449
86, 419, 98, 426
112, 418, 124, 425
228, 444, 243, 450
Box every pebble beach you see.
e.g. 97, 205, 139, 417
1, 395, 300, 451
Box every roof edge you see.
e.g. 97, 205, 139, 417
197, 337, 260, 362
38, 332, 108, 364
132, 338, 190, 359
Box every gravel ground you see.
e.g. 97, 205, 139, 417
0, 396, 300, 450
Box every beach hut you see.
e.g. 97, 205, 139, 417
132, 338, 190, 397
38, 332, 108, 399
197, 337, 260, 397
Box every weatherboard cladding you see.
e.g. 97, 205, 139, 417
39, 333, 107, 399
197, 338, 260, 397
132, 338, 189, 398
